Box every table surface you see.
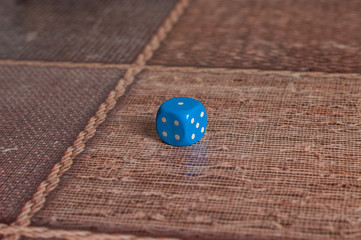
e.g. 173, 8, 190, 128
1, 0, 361, 239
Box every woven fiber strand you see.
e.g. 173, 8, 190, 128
150, 0, 361, 73
0, 0, 177, 63
0, 65, 125, 224
30, 68, 361, 240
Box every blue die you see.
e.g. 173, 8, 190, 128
156, 97, 207, 147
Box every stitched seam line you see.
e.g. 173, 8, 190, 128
2, 58, 361, 78
5, 0, 191, 239
0, 224, 179, 240
142, 65, 361, 78
0, 59, 132, 69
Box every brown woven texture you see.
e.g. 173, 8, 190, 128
2, 0, 361, 240
30, 68, 361, 240
1, 1, 191, 239
0, 0, 177, 63
0, 65, 125, 223
150, 0, 361, 73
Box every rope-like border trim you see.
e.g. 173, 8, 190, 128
0, 224, 179, 240
4, 0, 191, 239
0, 59, 132, 69
143, 65, 361, 79
2, 60, 361, 79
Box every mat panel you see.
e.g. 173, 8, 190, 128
0, 0, 178, 63
150, 0, 361, 73
30, 69, 361, 240
0, 65, 125, 223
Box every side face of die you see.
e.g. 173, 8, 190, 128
156, 97, 207, 147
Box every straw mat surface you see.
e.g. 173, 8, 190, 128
1, 0, 361, 240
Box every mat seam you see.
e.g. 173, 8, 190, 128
0, 224, 180, 240
143, 65, 361, 78
4, 0, 191, 239
0, 59, 132, 69
2, 60, 361, 77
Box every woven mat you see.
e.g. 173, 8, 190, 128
1, 0, 361, 240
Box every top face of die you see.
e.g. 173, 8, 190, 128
160, 97, 203, 115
